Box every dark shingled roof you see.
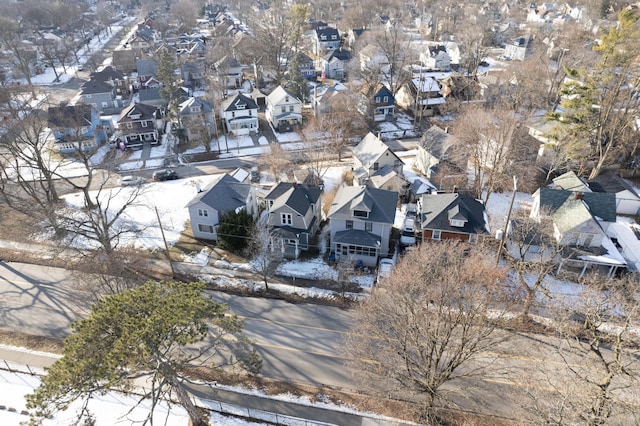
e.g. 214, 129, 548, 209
48, 104, 93, 128
186, 174, 250, 214
333, 229, 381, 248
221, 92, 258, 112
265, 182, 322, 216
328, 185, 398, 225
418, 193, 488, 235
537, 187, 617, 223
589, 171, 640, 198
80, 80, 113, 95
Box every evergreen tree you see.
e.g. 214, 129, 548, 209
217, 209, 254, 252
26, 281, 261, 426
287, 54, 308, 103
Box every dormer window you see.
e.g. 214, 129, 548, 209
353, 210, 368, 218
450, 219, 465, 227
331, 35, 337, 40
321, 35, 327, 40
190, 106, 201, 113
235, 101, 246, 109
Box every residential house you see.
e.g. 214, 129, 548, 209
265, 86, 303, 132
220, 92, 259, 136
47, 104, 105, 154
138, 87, 167, 108
358, 44, 387, 72
417, 193, 490, 243
264, 182, 322, 258
361, 83, 395, 122
186, 174, 258, 241
178, 97, 215, 142
352, 132, 404, 185
313, 27, 340, 55
90, 66, 130, 98
589, 172, 640, 216
293, 52, 316, 80
328, 185, 398, 266
419, 44, 451, 71
395, 75, 445, 117
530, 186, 625, 277
319, 48, 352, 80
503, 34, 534, 61
181, 61, 206, 89
215, 55, 243, 89
79, 80, 121, 114
367, 165, 408, 194
345, 28, 366, 49
414, 125, 456, 180
113, 102, 164, 149
310, 82, 348, 114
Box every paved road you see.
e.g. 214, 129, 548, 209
1, 261, 637, 422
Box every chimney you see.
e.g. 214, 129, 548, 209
574, 192, 584, 200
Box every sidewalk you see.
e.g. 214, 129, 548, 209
0, 345, 413, 426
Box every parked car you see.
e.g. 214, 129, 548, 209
119, 175, 145, 186
400, 217, 416, 246
376, 258, 394, 282
152, 169, 179, 181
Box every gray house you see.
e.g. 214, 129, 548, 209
187, 174, 258, 241
352, 132, 404, 185
414, 125, 457, 180
264, 183, 323, 259
80, 80, 121, 114
328, 185, 398, 266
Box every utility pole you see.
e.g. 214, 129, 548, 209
155, 206, 176, 278
495, 175, 518, 267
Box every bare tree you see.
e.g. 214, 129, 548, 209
504, 211, 564, 318
260, 143, 291, 182
529, 275, 640, 425
342, 241, 511, 421
245, 217, 283, 292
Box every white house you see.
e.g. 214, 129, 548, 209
265, 86, 303, 132
352, 132, 404, 185
220, 92, 259, 136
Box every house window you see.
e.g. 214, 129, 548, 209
141, 121, 148, 127
365, 222, 372, 232
198, 209, 208, 217
373, 162, 379, 171
198, 224, 214, 233
232, 112, 235, 118
469, 233, 478, 244
383, 96, 389, 102
432, 230, 441, 241
353, 210, 368, 218
450, 219, 465, 227
86, 94, 92, 99
289, 106, 294, 112
127, 122, 132, 129
375, 96, 381, 102
346, 220, 353, 229
281, 106, 286, 113
281, 213, 292, 225
102, 102, 109, 108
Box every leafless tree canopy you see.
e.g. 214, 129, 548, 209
342, 241, 511, 420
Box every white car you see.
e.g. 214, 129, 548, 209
376, 258, 394, 282
400, 217, 416, 246
119, 175, 145, 186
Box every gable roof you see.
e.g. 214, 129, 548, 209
316, 27, 340, 40
352, 132, 403, 169
589, 171, 640, 197
368, 165, 406, 188
265, 182, 322, 215
418, 125, 455, 158
418, 193, 489, 235
178, 97, 213, 115
536, 187, 617, 224
372, 83, 394, 102
80, 80, 114, 95
48, 104, 93, 128
328, 185, 397, 224
138, 87, 164, 103
187, 174, 251, 213
118, 102, 160, 123
221, 92, 258, 112
215, 55, 241, 70
552, 171, 590, 192
90, 66, 126, 82
323, 48, 352, 62
267, 86, 301, 106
